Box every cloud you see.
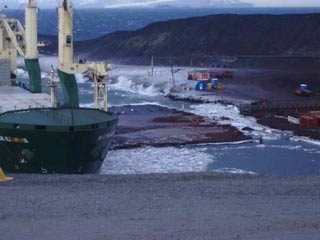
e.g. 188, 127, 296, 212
246, 0, 320, 7
104, 0, 174, 8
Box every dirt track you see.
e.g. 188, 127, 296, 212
0, 173, 319, 240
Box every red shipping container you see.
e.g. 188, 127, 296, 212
312, 115, 320, 125
300, 116, 319, 128
308, 113, 320, 125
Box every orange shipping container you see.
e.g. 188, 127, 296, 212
196, 73, 209, 80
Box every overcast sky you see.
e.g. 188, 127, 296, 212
2, 0, 320, 8
248, 0, 320, 7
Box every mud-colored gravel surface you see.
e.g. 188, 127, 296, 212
1, 173, 319, 240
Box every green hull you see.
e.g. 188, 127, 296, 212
58, 70, 79, 107
0, 108, 118, 174
25, 59, 42, 93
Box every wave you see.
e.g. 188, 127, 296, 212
80, 101, 166, 109
192, 140, 253, 147
110, 75, 170, 97
189, 103, 282, 140
212, 168, 257, 175
290, 136, 320, 146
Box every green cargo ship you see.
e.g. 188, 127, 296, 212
0, 108, 118, 173
0, 0, 118, 173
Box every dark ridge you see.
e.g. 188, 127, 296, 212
39, 13, 320, 63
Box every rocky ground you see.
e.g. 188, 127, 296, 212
0, 173, 319, 240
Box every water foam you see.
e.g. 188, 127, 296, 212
110, 65, 189, 96
110, 76, 161, 97
17, 68, 29, 79
190, 103, 282, 140
291, 136, 320, 146
213, 168, 257, 175
101, 146, 214, 175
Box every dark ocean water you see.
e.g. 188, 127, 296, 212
5, 7, 320, 40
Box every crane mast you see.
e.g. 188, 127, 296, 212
25, 0, 43, 93
57, 0, 111, 110
58, 0, 73, 66
25, 0, 38, 59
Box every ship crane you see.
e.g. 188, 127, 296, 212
0, 9, 25, 72
58, 0, 111, 110
0, 0, 45, 92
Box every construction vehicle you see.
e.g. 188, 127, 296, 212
295, 84, 312, 97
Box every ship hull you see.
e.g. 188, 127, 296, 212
0, 124, 117, 174
0, 108, 118, 174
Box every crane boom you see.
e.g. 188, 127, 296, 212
2, 19, 25, 57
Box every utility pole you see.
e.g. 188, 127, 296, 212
171, 65, 176, 88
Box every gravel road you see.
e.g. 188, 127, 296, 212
0, 173, 320, 240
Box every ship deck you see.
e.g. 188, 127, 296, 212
0, 86, 117, 129
0, 107, 117, 127
0, 86, 51, 113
